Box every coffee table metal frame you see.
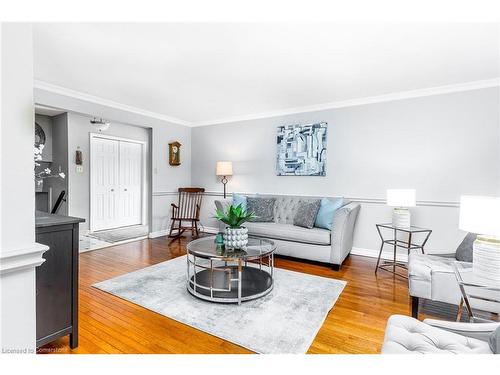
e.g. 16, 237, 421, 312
186, 236, 275, 305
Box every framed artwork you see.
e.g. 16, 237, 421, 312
168, 141, 181, 166
276, 122, 327, 176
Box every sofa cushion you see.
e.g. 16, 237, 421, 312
247, 197, 275, 222
382, 315, 492, 354
293, 200, 321, 228
315, 197, 344, 230
245, 222, 331, 245
232, 193, 247, 211
455, 232, 476, 262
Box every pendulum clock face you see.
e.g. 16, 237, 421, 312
169, 141, 181, 166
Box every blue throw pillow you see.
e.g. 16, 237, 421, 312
232, 193, 247, 211
314, 197, 344, 230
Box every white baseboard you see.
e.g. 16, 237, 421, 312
351, 246, 408, 262
149, 229, 170, 238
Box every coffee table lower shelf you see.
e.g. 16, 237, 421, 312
187, 266, 273, 304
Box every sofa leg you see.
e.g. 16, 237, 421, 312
331, 264, 341, 271
411, 296, 419, 319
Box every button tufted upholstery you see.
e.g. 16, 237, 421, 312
214, 194, 360, 268
382, 315, 493, 354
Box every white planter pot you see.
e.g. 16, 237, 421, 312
223, 227, 249, 249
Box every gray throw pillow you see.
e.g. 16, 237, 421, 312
247, 197, 276, 222
455, 232, 477, 262
488, 326, 500, 354
294, 200, 321, 229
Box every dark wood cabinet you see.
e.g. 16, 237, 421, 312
35, 211, 84, 349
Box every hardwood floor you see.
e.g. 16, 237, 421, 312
39, 234, 457, 354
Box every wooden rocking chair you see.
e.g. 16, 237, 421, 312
168, 187, 205, 239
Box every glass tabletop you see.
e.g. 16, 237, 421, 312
187, 236, 276, 260
453, 261, 500, 290
376, 223, 431, 233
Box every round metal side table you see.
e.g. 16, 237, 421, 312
186, 236, 276, 305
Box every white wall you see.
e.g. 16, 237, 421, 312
191, 87, 500, 255
33, 88, 192, 235
0, 23, 46, 353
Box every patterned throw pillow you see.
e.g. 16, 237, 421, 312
294, 200, 321, 229
247, 197, 276, 222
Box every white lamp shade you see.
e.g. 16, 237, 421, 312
459, 195, 500, 236
216, 161, 233, 176
387, 189, 416, 207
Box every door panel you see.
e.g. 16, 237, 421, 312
91, 137, 120, 231
119, 141, 143, 227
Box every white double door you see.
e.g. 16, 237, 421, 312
91, 136, 143, 231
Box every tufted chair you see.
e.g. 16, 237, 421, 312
382, 315, 499, 354
214, 194, 360, 270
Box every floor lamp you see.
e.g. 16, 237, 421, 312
216, 161, 233, 199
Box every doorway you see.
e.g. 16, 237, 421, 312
90, 133, 146, 232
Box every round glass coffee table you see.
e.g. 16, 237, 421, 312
186, 236, 276, 305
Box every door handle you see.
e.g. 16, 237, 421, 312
110, 189, 114, 192
124, 188, 128, 191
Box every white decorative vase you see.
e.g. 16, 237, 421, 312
223, 227, 249, 249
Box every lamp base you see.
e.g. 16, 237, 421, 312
473, 236, 500, 281
392, 208, 411, 228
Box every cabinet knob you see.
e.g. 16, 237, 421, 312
124, 188, 128, 191
110, 189, 114, 192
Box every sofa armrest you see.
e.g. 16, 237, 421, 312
330, 202, 361, 266
423, 318, 500, 341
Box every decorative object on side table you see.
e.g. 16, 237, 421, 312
214, 204, 256, 249
216, 161, 232, 198
387, 189, 416, 228
375, 223, 432, 278
168, 141, 181, 166
459, 195, 500, 282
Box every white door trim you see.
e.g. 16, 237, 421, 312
89, 133, 147, 232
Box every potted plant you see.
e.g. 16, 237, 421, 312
214, 204, 256, 249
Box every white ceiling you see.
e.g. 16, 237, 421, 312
33, 23, 500, 126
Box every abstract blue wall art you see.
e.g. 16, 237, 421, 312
276, 122, 327, 176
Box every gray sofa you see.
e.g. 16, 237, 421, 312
214, 194, 360, 270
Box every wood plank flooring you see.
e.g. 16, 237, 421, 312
38, 234, 458, 354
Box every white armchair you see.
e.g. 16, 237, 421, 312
382, 314, 499, 354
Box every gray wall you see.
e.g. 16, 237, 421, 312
34, 88, 192, 235
44, 113, 69, 215
191, 87, 500, 255
66, 112, 150, 231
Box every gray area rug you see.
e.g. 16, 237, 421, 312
93, 255, 346, 354
88, 225, 149, 243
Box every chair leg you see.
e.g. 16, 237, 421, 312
411, 296, 419, 319
194, 220, 199, 237
168, 219, 176, 238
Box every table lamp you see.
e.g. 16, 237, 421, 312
387, 189, 416, 228
459, 195, 500, 281
216, 161, 233, 199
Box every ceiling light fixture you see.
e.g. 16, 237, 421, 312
90, 117, 110, 132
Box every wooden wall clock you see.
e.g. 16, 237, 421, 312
168, 141, 181, 166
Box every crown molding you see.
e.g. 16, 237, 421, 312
191, 78, 500, 127
34, 78, 499, 128
33, 80, 191, 127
